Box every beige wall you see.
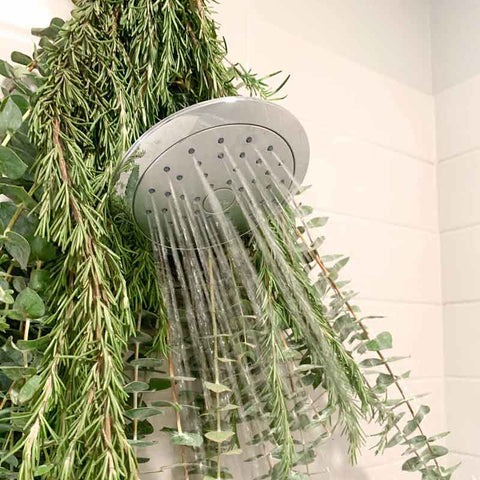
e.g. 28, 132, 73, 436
221, 2, 442, 479
434, 5, 480, 477
2, 1, 463, 479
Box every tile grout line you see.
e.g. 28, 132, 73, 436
451, 450, 480, 459
314, 209, 438, 234
443, 299, 480, 306
437, 145, 480, 165
357, 296, 442, 306
446, 376, 480, 382
441, 222, 480, 234
299, 119, 436, 166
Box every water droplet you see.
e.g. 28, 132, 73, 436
164, 166, 170, 172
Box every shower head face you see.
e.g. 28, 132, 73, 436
114, 97, 309, 248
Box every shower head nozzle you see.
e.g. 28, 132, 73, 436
113, 96, 309, 248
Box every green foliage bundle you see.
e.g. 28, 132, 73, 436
253, 198, 458, 479
0, 1, 277, 479
0, 1, 457, 480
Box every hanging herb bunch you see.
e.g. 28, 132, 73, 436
0, 1, 457, 480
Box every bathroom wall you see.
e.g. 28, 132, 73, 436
433, 1, 480, 478
1, 2, 450, 479
0, 1, 72, 61
221, 1, 442, 478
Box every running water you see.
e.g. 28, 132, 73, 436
146, 148, 337, 480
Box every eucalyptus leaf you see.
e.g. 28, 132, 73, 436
365, 331, 393, 351
13, 276, 27, 292
29, 237, 57, 262
0, 183, 37, 209
148, 378, 171, 391
124, 407, 162, 421
0, 98, 22, 136
0, 366, 36, 381
130, 357, 163, 368
0, 146, 28, 180
18, 375, 42, 404
13, 287, 45, 318
3, 231, 30, 269
297, 205, 313, 216
403, 405, 430, 436
17, 335, 50, 352
171, 432, 203, 447
402, 456, 423, 472
204, 381, 231, 393
124, 381, 149, 393
11, 52, 32, 67
29, 270, 51, 292
205, 431, 235, 443
0, 281, 14, 304
0, 60, 14, 79
127, 440, 156, 448
307, 217, 328, 228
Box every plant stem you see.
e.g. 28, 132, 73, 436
208, 251, 222, 480
293, 203, 441, 472
133, 313, 142, 442
22, 319, 30, 368
166, 328, 189, 480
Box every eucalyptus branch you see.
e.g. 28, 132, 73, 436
1, 108, 32, 147
291, 200, 453, 477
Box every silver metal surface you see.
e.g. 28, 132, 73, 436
113, 96, 310, 248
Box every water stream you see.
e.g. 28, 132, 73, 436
147, 150, 333, 479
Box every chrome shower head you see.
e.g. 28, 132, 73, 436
113, 96, 310, 247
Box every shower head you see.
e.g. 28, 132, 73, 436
113, 96, 309, 247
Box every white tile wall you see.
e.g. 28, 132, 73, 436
441, 226, 480, 303
0, 1, 73, 61
249, 0, 433, 95
436, 46, 480, 476
431, 0, 480, 94
246, 18, 436, 162
360, 300, 444, 379
446, 379, 480, 456
303, 122, 438, 231
438, 150, 480, 232
444, 303, 480, 378
436, 74, 480, 161
317, 215, 441, 304
450, 453, 480, 480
